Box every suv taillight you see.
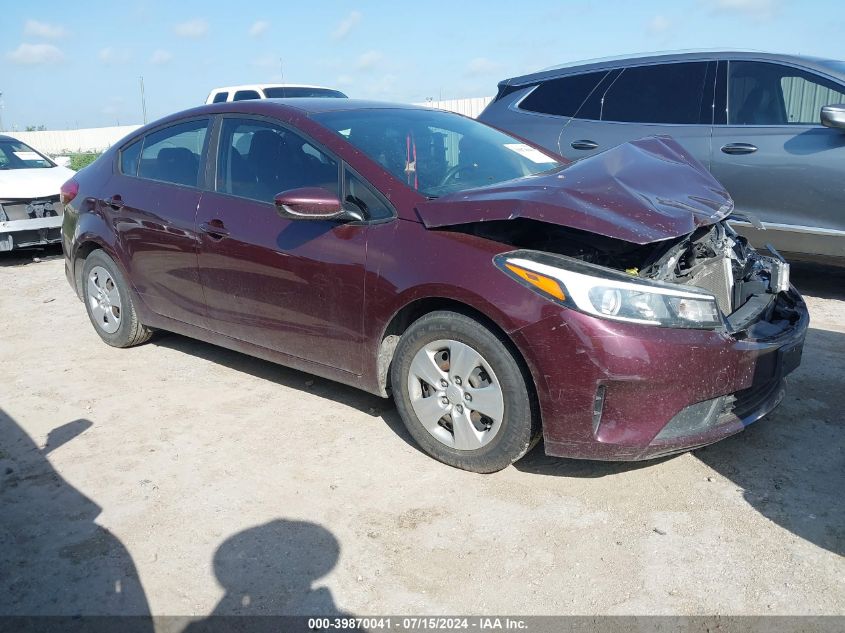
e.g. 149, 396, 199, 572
60, 179, 79, 205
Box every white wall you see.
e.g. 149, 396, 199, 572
414, 97, 494, 118
8, 96, 494, 155
10, 125, 142, 155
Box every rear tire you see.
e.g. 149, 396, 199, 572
391, 311, 539, 473
81, 250, 152, 348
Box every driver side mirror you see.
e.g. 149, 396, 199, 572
274, 187, 357, 221
820, 104, 845, 131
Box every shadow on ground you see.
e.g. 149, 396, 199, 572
0, 244, 63, 268
696, 325, 845, 556
153, 333, 417, 453
182, 520, 358, 627
0, 409, 152, 624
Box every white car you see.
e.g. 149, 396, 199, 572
205, 83, 347, 104
0, 135, 76, 251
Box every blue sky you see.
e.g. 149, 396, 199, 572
1, 0, 843, 130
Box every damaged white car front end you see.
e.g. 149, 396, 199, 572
0, 135, 76, 251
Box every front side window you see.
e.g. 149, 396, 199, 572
313, 109, 561, 198
216, 118, 339, 203
729, 61, 845, 125
138, 119, 209, 187
0, 139, 54, 170
344, 169, 393, 221
600, 62, 709, 124
212, 92, 229, 103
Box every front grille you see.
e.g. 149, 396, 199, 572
0, 196, 62, 222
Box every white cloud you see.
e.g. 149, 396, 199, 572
705, 0, 777, 20
647, 14, 672, 34
332, 10, 361, 40
98, 46, 130, 65
150, 49, 173, 65
464, 57, 502, 77
249, 20, 270, 37
23, 19, 66, 39
354, 50, 383, 71
174, 18, 209, 38
6, 43, 65, 65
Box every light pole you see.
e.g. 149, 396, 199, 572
139, 77, 147, 125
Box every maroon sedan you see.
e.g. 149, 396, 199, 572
61, 99, 808, 473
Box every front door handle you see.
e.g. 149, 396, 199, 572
104, 195, 124, 210
571, 139, 599, 151
199, 219, 229, 240
721, 143, 758, 155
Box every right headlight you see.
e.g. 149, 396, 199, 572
495, 250, 723, 329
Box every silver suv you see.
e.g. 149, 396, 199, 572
479, 51, 845, 262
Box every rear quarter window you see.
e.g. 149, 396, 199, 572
120, 139, 142, 176
519, 71, 609, 117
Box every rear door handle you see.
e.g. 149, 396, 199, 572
199, 220, 229, 239
721, 143, 758, 155
570, 139, 598, 150
104, 195, 124, 210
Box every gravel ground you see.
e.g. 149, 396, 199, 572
0, 247, 842, 618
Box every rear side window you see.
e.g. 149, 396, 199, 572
120, 139, 142, 176
519, 71, 608, 117
211, 92, 228, 103
728, 61, 845, 125
138, 119, 209, 187
233, 90, 261, 101
601, 62, 709, 124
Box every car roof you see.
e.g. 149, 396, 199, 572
209, 83, 337, 92
501, 50, 845, 86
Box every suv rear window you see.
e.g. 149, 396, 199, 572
519, 71, 608, 117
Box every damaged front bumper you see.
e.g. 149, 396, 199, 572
0, 196, 64, 251
511, 286, 809, 461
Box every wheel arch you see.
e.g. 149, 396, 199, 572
374, 297, 540, 423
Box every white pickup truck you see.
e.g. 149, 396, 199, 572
205, 83, 347, 104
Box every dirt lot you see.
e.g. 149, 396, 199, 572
1, 247, 843, 618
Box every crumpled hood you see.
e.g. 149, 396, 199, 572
0, 165, 76, 199
415, 136, 733, 245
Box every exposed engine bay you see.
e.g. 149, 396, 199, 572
451, 218, 800, 336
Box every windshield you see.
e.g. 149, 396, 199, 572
312, 108, 561, 197
264, 87, 347, 99
0, 139, 54, 170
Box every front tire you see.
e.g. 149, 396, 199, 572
81, 250, 152, 348
391, 311, 539, 473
